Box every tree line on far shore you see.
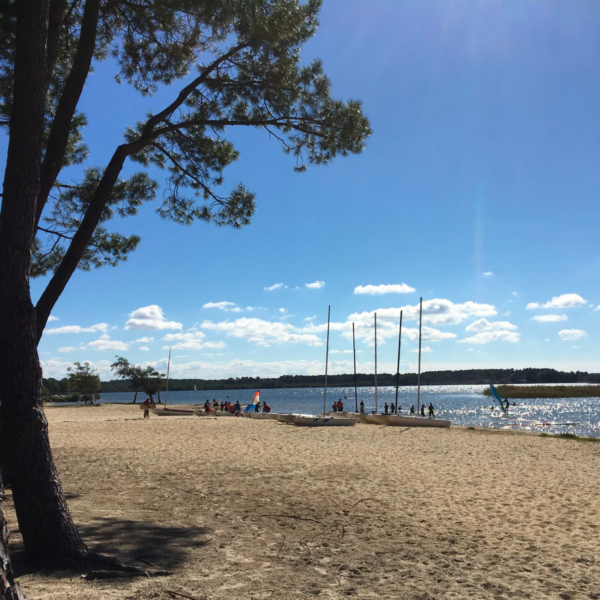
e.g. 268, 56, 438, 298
42, 367, 600, 397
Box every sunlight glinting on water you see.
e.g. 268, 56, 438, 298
100, 383, 600, 438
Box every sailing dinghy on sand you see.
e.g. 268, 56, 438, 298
149, 348, 195, 416
292, 306, 356, 428
379, 299, 451, 428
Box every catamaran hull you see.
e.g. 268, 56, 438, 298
150, 408, 195, 417
380, 414, 451, 428
277, 413, 314, 424
292, 416, 357, 427
358, 414, 387, 425
245, 412, 279, 420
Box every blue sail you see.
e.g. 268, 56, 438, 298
489, 384, 505, 411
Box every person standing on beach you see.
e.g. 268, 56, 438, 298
390, 402, 395, 414
142, 396, 151, 419
420, 404, 425, 417
410, 404, 415, 415
428, 403, 435, 418
384, 402, 389, 415
360, 400, 365, 414
337, 398, 344, 412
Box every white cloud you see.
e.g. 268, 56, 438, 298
201, 317, 323, 347
483, 271, 494, 277
88, 335, 129, 351
527, 294, 587, 310
279, 308, 287, 314
558, 329, 587, 341
58, 346, 83, 353
572, 346, 580, 349
458, 331, 520, 344
465, 318, 518, 332
45, 323, 109, 335
202, 301, 261, 313
305, 281, 325, 289
162, 339, 227, 351
595, 305, 600, 312
511, 292, 519, 297
162, 331, 228, 351
41, 358, 114, 380
139, 346, 150, 351
503, 311, 511, 316
264, 283, 285, 292
531, 314, 568, 323
411, 346, 432, 353
353, 283, 415, 295
135, 336, 154, 343
203, 301, 239, 311
303, 315, 317, 321
48, 315, 59, 322
125, 305, 182, 330
348, 300, 497, 338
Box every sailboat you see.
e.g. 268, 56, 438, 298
150, 348, 195, 416
291, 306, 356, 427
379, 298, 450, 428
359, 312, 385, 424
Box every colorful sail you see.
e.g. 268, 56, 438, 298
244, 391, 260, 412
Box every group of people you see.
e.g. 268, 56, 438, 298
356, 399, 436, 418
331, 398, 345, 412
205, 398, 242, 415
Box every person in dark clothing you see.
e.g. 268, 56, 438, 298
428, 403, 435, 418
359, 401, 365, 414
384, 402, 389, 415
410, 404, 415, 415
420, 404, 425, 417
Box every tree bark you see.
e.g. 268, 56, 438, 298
0, 0, 87, 561
1, 472, 26, 600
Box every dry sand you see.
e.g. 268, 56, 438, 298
5, 404, 600, 600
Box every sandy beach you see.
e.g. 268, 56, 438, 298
5, 404, 600, 600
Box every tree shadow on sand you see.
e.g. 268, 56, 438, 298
12, 516, 212, 577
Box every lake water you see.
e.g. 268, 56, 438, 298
100, 384, 600, 438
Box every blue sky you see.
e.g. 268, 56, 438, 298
3, 0, 599, 380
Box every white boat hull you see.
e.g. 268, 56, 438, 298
245, 412, 279, 420
379, 414, 451, 428
292, 416, 357, 427
358, 413, 387, 425
277, 413, 314, 424
150, 408, 195, 417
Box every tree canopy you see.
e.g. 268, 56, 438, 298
0, 0, 370, 341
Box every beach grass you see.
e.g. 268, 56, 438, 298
482, 384, 600, 398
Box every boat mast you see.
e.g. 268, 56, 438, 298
374, 312, 378, 414
417, 297, 423, 414
395, 310, 403, 414
353, 322, 358, 413
323, 306, 331, 415
165, 346, 172, 408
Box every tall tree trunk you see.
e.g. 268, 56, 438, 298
0, 0, 87, 561
1, 472, 26, 600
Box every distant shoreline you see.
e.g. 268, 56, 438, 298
483, 384, 600, 398
89, 367, 600, 394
